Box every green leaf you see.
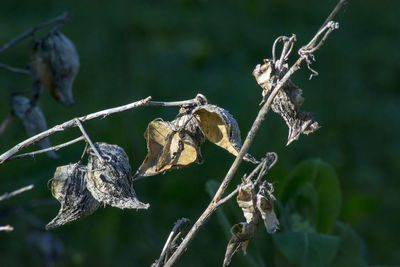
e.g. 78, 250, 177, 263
272, 231, 339, 267
280, 159, 341, 233
331, 222, 366, 267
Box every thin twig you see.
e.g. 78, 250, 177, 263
0, 12, 70, 55
164, 1, 344, 265
7, 136, 84, 161
217, 159, 266, 206
0, 97, 151, 163
153, 218, 190, 267
0, 63, 30, 75
0, 184, 34, 202
321, 0, 347, 30
75, 119, 104, 162
0, 113, 14, 137
0, 225, 14, 232
0, 95, 210, 164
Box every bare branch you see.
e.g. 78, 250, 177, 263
0, 95, 213, 164
0, 184, 34, 202
321, 0, 347, 30
0, 97, 151, 164
0, 225, 14, 232
153, 218, 190, 267
216, 152, 278, 207
0, 12, 70, 55
7, 136, 84, 161
164, 1, 345, 265
0, 63, 30, 75
75, 119, 104, 162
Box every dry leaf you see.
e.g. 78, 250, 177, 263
253, 60, 319, 145
30, 31, 79, 106
86, 142, 149, 209
224, 177, 279, 266
10, 96, 58, 158
46, 164, 100, 230
193, 104, 257, 163
134, 114, 204, 179
256, 182, 279, 234
223, 221, 259, 267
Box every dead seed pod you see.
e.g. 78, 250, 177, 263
86, 142, 149, 209
253, 60, 319, 145
46, 164, 100, 230
30, 31, 79, 106
10, 96, 58, 158
193, 104, 257, 163
134, 114, 204, 179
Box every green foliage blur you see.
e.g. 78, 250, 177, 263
1, 0, 399, 266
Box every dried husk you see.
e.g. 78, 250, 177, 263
223, 177, 279, 266
30, 31, 79, 106
86, 143, 149, 209
253, 60, 319, 145
46, 164, 100, 230
10, 96, 58, 158
134, 113, 204, 179
223, 220, 260, 267
193, 104, 257, 163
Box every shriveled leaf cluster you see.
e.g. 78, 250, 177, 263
134, 96, 257, 179
223, 177, 279, 266
47, 143, 148, 229
30, 31, 79, 106
253, 60, 319, 145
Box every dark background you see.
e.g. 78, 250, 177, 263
0, 0, 399, 266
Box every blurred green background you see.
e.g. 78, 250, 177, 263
0, 0, 399, 266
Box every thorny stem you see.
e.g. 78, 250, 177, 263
0, 12, 70, 55
165, 1, 344, 265
0, 95, 207, 164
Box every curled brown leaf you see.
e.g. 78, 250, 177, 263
193, 104, 257, 163
134, 112, 204, 179
253, 60, 319, 145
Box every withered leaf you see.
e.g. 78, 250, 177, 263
223, 221, 259, 267
46, 164, 100, 230
193, 104, 257, 163
30, 31, 79, 106
253, 60, 319, 145
10, 96, 58, 158
256, 193, 279, 234
134, 115, 204, 179
86, 142, 149, 209
224, 178, 279, 266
